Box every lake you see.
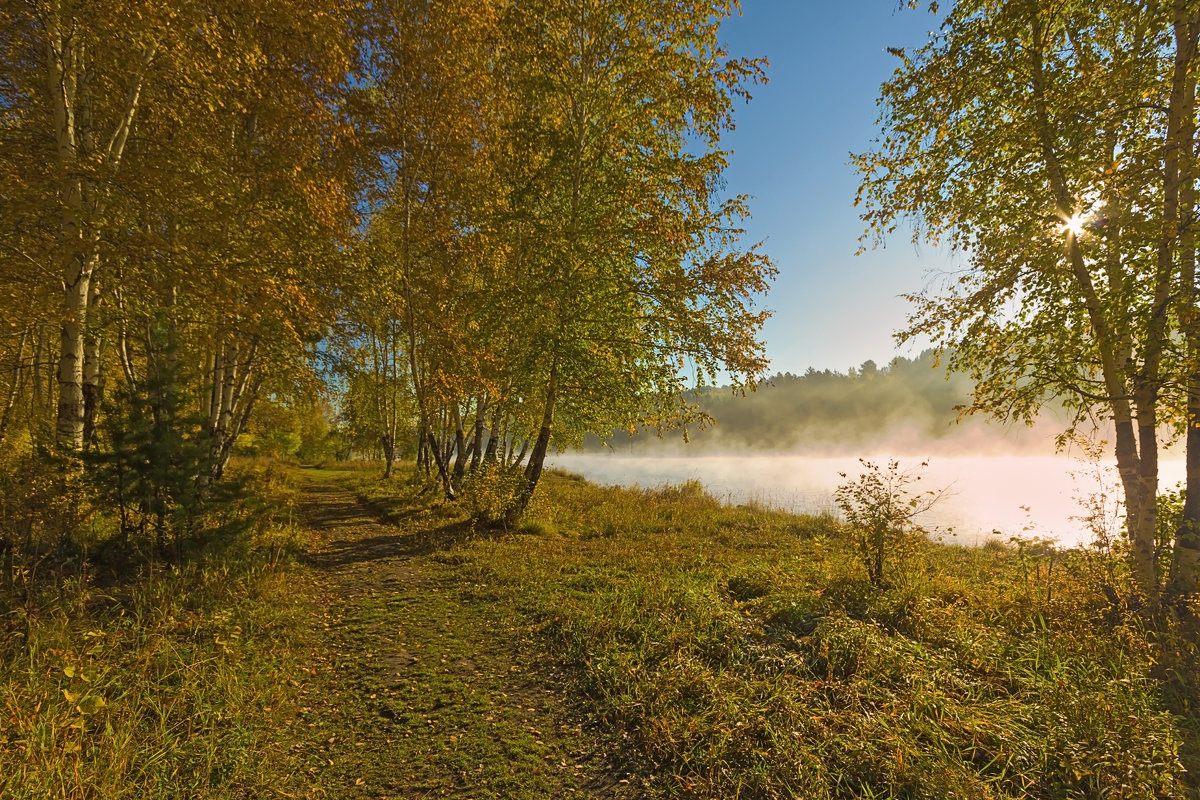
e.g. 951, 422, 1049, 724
546, 452, 1187, 548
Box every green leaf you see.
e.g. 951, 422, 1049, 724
76, 695, 107, 715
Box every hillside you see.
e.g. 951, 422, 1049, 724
594, 351, 1068, 455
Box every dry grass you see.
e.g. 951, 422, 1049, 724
0, 462, 313, 800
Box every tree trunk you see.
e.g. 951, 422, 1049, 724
1170, 3, 1200, 600
46, 21, 88, 452
31, 322, 48, 426
515, 358, 559, 519
382, 434, 395, 478
209, 341, 239, 471
44, 23, 150, 453
56, 265, 91, 451
451, 402, 468, 487
1175, 370, 1200, 599
1117, 419, 1158, 598
212, 375, 259, 482
470, 396, 487, 471
0, 329, 29, 445
483, 403, 502, 463
1027, 8, 1164, 601
417, 429, 428, 473
425, 427, 455, 498
81, 330, 103, 449
202, 337, 259, 482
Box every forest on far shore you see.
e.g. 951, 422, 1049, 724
593, 350, 1070, 455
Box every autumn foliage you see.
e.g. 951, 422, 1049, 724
0, 0, 773, 564
331, 0, 774, 517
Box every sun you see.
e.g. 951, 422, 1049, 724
1062, 213, 1089, 238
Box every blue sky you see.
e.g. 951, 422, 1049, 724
718, 1, 959, 374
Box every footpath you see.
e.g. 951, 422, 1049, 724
287, 473, 631, 799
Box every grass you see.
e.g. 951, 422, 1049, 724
3, 459, 1190, 798
0, 461, 315, 800
281, 555, 623, 798
283, 463, 643, 800
360, 466, 1187, 799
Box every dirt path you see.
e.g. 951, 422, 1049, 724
288, 474, 630, 800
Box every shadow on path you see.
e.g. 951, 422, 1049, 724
299, 481, 503, 570
290, 472, 631, 799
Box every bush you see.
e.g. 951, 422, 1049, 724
459, 461, 527, 526
835, 458, 947, 586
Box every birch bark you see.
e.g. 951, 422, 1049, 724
41, 7, 153, 451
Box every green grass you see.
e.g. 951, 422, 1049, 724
0, 462, 314, 800
359, 467, 1187, 799
283, 557, 623, 799
4, 460, 1190, 799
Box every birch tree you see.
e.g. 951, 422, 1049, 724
492, 0, 773, 515
352, 0, 502, 494
329, 276, 418, 478
6, 0, 165, 450
856, 0, 1200, 601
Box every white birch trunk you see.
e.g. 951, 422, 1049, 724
217, 342, 239, 442
207, 341, 224, 432
46, 14, 87, 450
82, 328, 102, 447
42, 6, 153, 451
201, 336, 259, 481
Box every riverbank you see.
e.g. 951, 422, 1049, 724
359, 465, 1190, 798
547, 451, 1180, 548
3, 462, 1193, 798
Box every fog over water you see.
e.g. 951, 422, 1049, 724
547, 452, 1186, 549
551, 355, 1190, 548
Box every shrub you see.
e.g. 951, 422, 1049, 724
834, 458, 947, 586
459, 461, 527, 526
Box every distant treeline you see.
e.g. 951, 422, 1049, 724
594, 350, 1063, 454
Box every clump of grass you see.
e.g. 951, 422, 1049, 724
0, 463, 314, 800
414, 471, 1186, 798
545, 467, 588, 483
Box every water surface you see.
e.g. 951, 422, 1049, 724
547, 452, 1186, 548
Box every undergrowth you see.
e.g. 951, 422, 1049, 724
0, 460, 312, 799
360, 466, 1189, 799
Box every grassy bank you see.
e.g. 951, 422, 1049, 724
4, 460, 1189, 799
362, 467, 1187, 799
0, 462, 314, 799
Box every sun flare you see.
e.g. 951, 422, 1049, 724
1062, 213, 1089, 238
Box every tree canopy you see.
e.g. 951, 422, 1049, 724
856, 0, 1200, 601
0, 0, 774, 544
331, 0, 774, 516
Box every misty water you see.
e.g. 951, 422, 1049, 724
547, 452, 1187, 548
